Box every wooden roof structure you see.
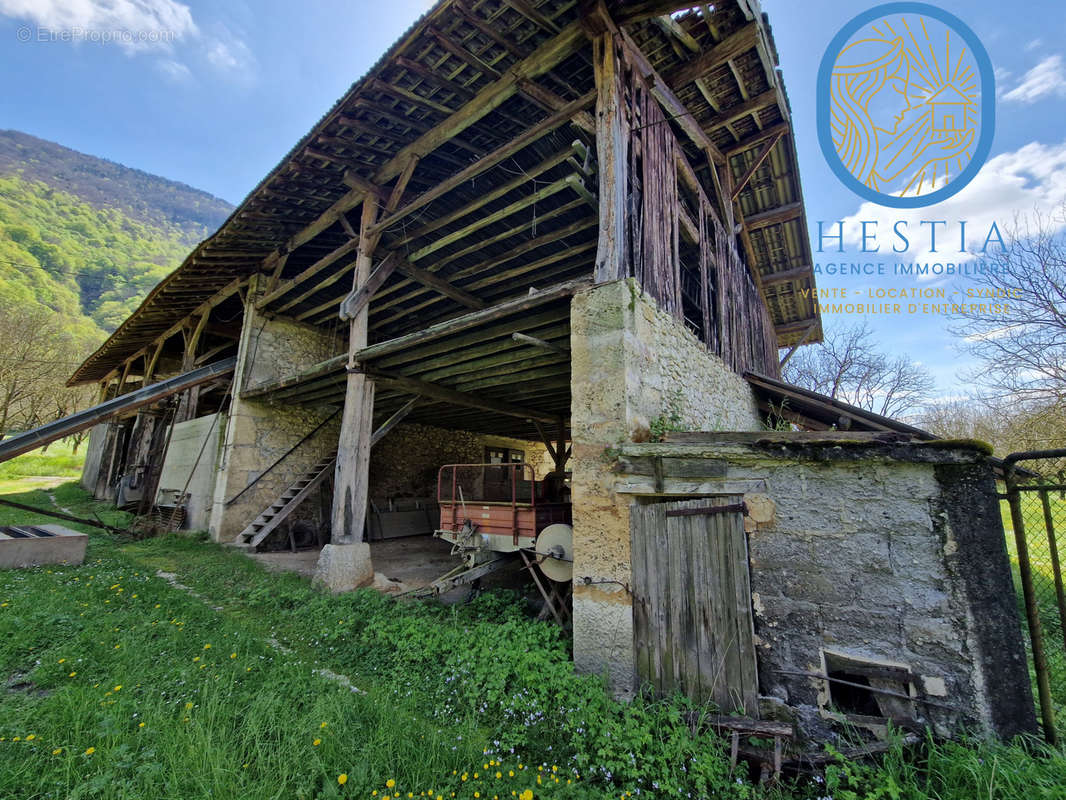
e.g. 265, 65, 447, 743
70, 0, 820, 441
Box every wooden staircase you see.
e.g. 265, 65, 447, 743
232, 456, 335, 551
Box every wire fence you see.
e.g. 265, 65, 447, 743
1003, 449, 1066, 744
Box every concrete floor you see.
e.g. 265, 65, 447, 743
248, 535, 530, 599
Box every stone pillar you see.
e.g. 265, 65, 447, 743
208, 278, 343, 543
569, 280, 764, 697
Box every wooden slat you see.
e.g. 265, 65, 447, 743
354, 278, 589, 364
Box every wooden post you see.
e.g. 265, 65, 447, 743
331, 194, 380, 545
592, 30, 630, 283
176, 311, 209, 423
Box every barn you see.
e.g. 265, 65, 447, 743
61, 0, 1034, 744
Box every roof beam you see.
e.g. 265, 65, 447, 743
355, 278, 589, 364
365, 367, 560, 424
745, 201, 803, 229
368, 89, 595, 239
663, 22, 758, 88
396, 261, 485, 310
516, 78, 596, 133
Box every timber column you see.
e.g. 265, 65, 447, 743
314, 195, 380, 592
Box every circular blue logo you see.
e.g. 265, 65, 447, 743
816, 2, 995, 208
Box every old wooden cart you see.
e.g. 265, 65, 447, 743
427, 463, 573, 622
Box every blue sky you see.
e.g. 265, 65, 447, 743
1, 0, 1064, 399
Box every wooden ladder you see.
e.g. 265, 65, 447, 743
233, 456, 336, 551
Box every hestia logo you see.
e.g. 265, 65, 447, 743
817, 3, 995, 208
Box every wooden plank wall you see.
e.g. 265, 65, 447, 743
630, 497, 759, 713
613, 44, 779, 377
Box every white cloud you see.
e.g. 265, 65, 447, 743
0, 0, 197, 52
156, 57, 191, 82
0, 0, 257, 85
204, 28, 255, 76
1025, 38, 1043, 52
832, 140, 1066, 269
1003, 55, 1066, 104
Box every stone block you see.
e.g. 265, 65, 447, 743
0, 524, 87, 568
313, 542, 374, 593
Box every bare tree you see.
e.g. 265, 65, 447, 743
0, 297, 94, 440
951, 206, 1066, 405
783, 320, 935, 418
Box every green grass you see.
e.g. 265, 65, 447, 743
0, 439, 86, 480
1, 484, 1065, 799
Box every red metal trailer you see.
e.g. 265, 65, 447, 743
423, 463, 574, 620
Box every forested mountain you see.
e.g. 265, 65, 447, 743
0, 130, 233, 438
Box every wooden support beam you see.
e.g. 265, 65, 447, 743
761, 265, 813, 286
592, 30, 629, 282
511, 332, 569, 354
663, 22, 758, 88
725, 121, 791, 157
365, 368, 559, 424
368, 88, 595, 239
396, 261, 485, 310
407, 175, 580, 262
370, 396, 419, 446
257, 238, 360, 309
744, 201, 803, 229
338, 252, 403, 321
730, 129, 784, 201
393, 145, 579, 245
516, 78, 596, 133
331, 194, 380, 545
705, 88, 778, 132
355, 278, 589, 364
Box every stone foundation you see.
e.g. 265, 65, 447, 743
611, 435, 1037, 741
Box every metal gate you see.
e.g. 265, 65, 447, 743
630, 496, 758, 714
1003, 449, 1066, 744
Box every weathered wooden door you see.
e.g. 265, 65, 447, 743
630, 496, 758, 714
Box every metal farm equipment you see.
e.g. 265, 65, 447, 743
417, 463, 573, 624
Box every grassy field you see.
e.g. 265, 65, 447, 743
1, 484, 1065, 799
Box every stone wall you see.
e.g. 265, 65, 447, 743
208, 291, 343, 543
569, 279, 764, 695
368, 422, 553, 501
611, 437, 1036, 741
154, 413, 223, 531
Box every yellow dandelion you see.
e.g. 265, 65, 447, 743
113, 685, 122, 692
185, 702, 194, 709
519, 792, 533, 800
496, 772, 502, 779
193, 656, 200, 662
139, 722, 145, 728
203, 644, 211, 650
58, 658, 65, 664
52, 748, 62, 755
230, 653, 237, 659
12, 737, 20, 742
154, 604, 161, 609
386, 779, 396, 788
474, 794, 480, 799
84, 747, 95, 755
68, 672, 76, 677
509, 771, 515, 777
26, 734, 35, 740
337, 773, 348, 785
313, 739, 321, 746
320, 721, 328, 728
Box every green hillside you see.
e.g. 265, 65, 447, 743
0, 130, 233, 333
0, 130, 233, 438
